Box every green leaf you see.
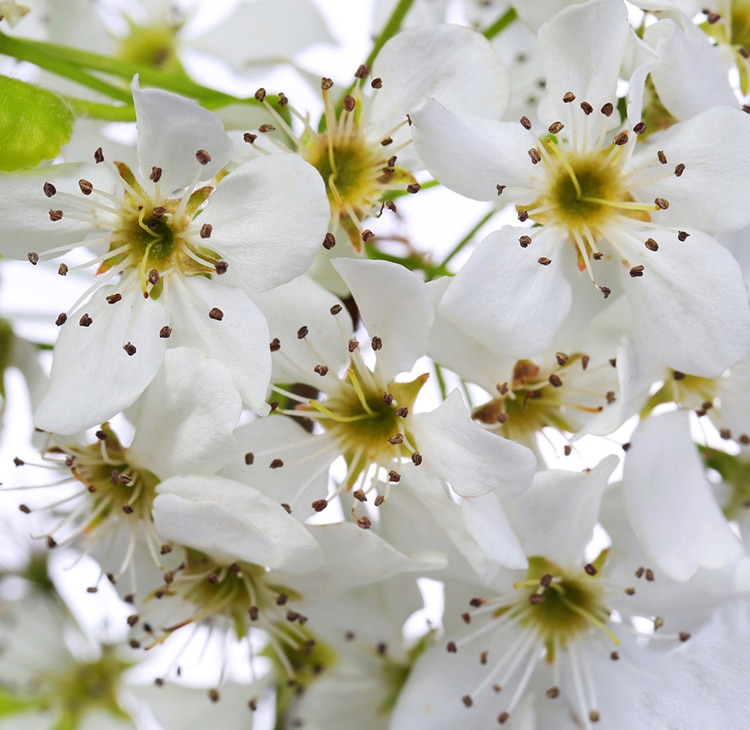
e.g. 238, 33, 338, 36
0, 75, 74, 170
0, 686, 38, 717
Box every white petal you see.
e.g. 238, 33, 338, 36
132, 78, 233, 193
440, 227, 573, 359
189, 0, 332, 67
505, 456, 618, 567
0, 163, 114, 259
644, 18, 736, 121
370, 24, 509, 164
538, 0, 630, 114
622, 410, 744, 581
128, 348, 242, 476
206, 154, 329, 292
636, 106, 750, 235
34, 286, 166, 434
153, 475, 323, 572
411, 389, 536, 498
167, 276, 271, 415
411, 98, 532, 200
618, 229, 750, 376
334, 258, 433, 377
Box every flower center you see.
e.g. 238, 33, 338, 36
37, 646, 132, 725
117, 23, 181, 73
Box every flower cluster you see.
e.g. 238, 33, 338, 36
1, 1, 750, 728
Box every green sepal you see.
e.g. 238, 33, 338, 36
0, 75, 74, 170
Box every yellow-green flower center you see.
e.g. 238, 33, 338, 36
117, 22, 183, 74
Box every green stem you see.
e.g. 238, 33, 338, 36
0, 30, 246, 106
482, 8, 518, 40
435, 208, 495, 273
62, 96, 135, 122
433, 363, 448, 401
340, 0, 415, 104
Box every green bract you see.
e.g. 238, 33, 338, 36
0, 75, 73, 170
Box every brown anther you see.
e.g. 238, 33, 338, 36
57, 263, 69, 276
632, 121, 647, 135
269, 459, 284, 469
320, 77, 334, 90
564, 444, 572, 456
355, 64, 369, 79
323, 232, 336, 249
529, 593, 545, 604
720, 428, 732, 440
355, 514, 372, 529
249, 606, 260, 621
46, 535, 57, 549
86, 586, 98, 593
677, 230, 690, 241
519, 115, 532, 129
538, 257, 552, 266
679, 632, 691, 642
159, 326, 172, 338
208, 307, 224, 321
706, 11, 720, 23
546, 687, 560, 699
739, 434, 750, 444
380, 136, 393, 146
243, 132, 257, 144
469, 598, 486, 607
150, 166, 163, 183
592, 251, 604, 260
353, 489, 367, 502
343, 95, 356, 112
49, 209, 63, 221
200, 223, 213, 239
407, 183, 421, 194
389, 434, 404, 445
462, 695, 473, 708
362, 229, 375, 242
43, 181, 57, 197
388, 470, 401, 483
629, 265, 645, 277
281, 503, 292, 513
330, 304, 342, 315
589, 710, 600, 722
19, 504, 31, 514
314, 364, 329, 376
528, 148, 542, 164
540, 574, 553, 588
209, 689, 220, 703
148, 269, 160, 285
79, 313, 93, 327
518, 210, 529, 222
383, 392, 394, 405
277, 92, 289, 107
27, 252, 39, 265
635, 566, 645, 578
348, 338, 359, 352
645, 238, 659, 251
255, 87, 267, 101
600, 102, 614, 116
657, 150, 668, 164
371, 77, 383, 89
548, 121, 564, 134
374, 495, 385, 507
498, 712, 510, 724
584, 563, 597, 576
159, 544, 172, 555
269, 338, 281, 352
555, 352, 569, 366
741, 47, 750, 59
296, 325, 309, 339
411, 452, 423, 466
395, 407, 408, 418
447, 641, 457, 653
480, 651, 488, 665
613, 131, 628, 146
674, 163, 685, 177
371, 336, 383, 351
55, 313, 68, 326
654, 197, 669, 209
94, 147, 104, 163
123, 342, 137, 356
580, 101, 593, 115
312, 499, 328, 512
496, 184, 506, 196
548, 373, 563, 387
562, 91, 575, 103
259, 124, 276, 133
625, 587, 635, 595
519, 235, 532, 248
581, 355, 590, 370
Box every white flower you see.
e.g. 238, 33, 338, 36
0, 79, 329, 433
411, 0, 750, 376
